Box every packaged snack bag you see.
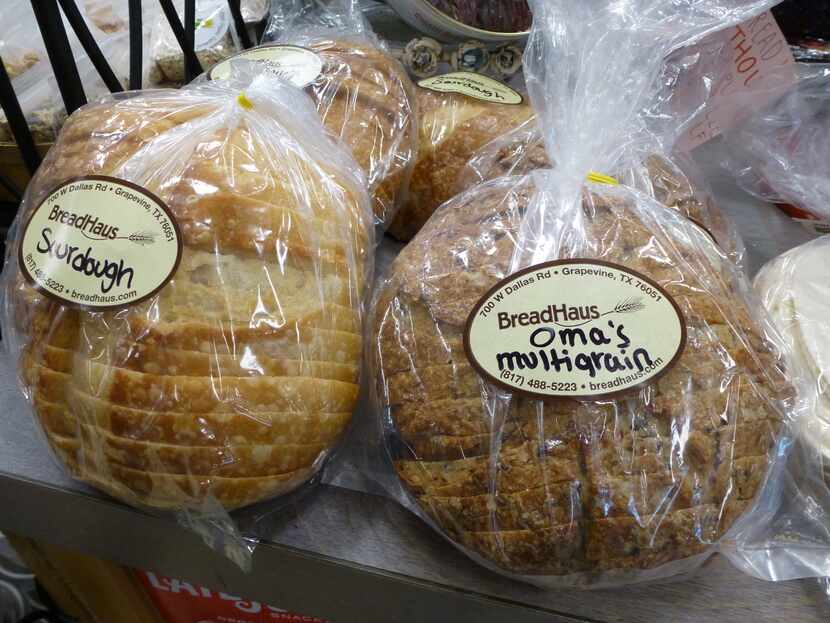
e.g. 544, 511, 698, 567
148, 0, 241, 86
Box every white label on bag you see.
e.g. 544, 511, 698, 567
19, 176, 182, 310
464, 261, 686, 399
418, 71, 523, 105
208, 45, 324, 87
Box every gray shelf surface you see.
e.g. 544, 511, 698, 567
1, 142, 828, 623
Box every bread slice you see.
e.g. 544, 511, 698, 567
35, 391, 353, 446
50, 442, 315, 510
46, 424, 329, 478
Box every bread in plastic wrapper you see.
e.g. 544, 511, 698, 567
725, 69, 830, 224
148, 0, 241, 86
0, 0, 48, 81
725, 234, 830, 583
2, 67, 372, 565
371, 0, 793, 587
387, 81, 534, 241
259, 0, 416, 228
0, 29, 136, 145
756, 237, 830, 475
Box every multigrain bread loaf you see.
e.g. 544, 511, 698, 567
373, 176, 788, 577
10, 83, 370, 511
388, 88, 533, 241
303, 38, 416, 227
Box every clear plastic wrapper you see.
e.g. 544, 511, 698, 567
387, 80, 534, 241
454, 50, 749, 262
0, 0, 47, 81
371, 0, 795, 587
259, 0, 417, 228
743, 236, 830, 582
0, 21, 135, 144
148, 0, 241, 86
724, 69, 830, 224
241, 0, 269, 24
1, 67, 372, 566
82, 0, 129, 34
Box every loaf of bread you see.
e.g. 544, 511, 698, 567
373, 175, 788, 578
387, 88, 533, 241
303, 38, 416, 227
9, 80, 370, 511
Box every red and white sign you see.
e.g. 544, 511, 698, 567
137, 571, 328, 623
675, 10, 797, 151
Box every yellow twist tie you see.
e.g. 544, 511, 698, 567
586, 171, 619, 186
237, 93, 254, 110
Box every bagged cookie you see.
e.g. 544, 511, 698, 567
248, 0, 416, 228
0, 15, 134, 145
387, 73, 533, 241
2, 67, 371, 564
0, 0, 47, 81
372, 0, 792, 586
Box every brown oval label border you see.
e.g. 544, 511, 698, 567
462, 259, 688, 401
418, 71, 524, 105
18, 175, 183, 312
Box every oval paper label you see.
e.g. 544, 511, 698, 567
418, 71, 523, 105
464, 260, 686, 399
208, 45, 324, 88
19, 176, 182, 310
194, 7, 230, 50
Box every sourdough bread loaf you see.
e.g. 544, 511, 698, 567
12, 85, 369, 511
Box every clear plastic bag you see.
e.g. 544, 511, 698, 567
148, 0, 241, 86
725, 69, 830, 224
453, 47, 749, 262
241, 0, 269, 24
259, 0, 417, 228
0, 15, 136, 144
0, 0, 47, 81
387, 80, 534, 242
82, 0, 129, 34
371, 0, 794, 587
1, 66, 372, 567
740, 236, 830, 582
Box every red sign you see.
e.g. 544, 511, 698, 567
137, 570, 328, 623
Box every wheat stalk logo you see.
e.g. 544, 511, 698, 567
602, 298, 646, 316
81, 230, 158, 245
121, 231, 157, 246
